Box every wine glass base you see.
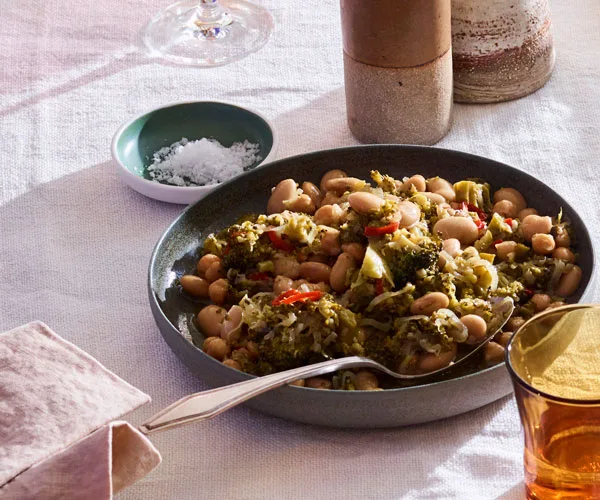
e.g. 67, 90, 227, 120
143, 0, 273, 67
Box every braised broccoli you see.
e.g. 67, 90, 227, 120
383, 241, 441, 288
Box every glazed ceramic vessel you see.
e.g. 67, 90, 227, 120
341, 0, 453, 145
452, 0, 555, 103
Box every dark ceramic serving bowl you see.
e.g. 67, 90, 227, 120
149, 145, 595, 428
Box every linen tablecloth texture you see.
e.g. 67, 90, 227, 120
0, 322, 161, 499
1, 0, 599, 498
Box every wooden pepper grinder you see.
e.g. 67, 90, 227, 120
341, 0, 453, 145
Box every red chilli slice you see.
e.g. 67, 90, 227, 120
268, 231, 295, 252
272, 290, 323, 306
364, 221, 399, 237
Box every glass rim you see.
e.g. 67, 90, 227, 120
505, 303, 600, 406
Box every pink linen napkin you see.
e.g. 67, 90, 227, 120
0, 321, 161, 499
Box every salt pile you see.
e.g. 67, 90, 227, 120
147, 137, 262, 187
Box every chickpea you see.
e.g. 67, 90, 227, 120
348, 191, 384, 214
273, 275, 294, 294
410, 292, 450, 316
197, 254, 221, 277
205, 261, 224, 283
313, 204, 344, 226
289, 379, 305, 387
341, 242, 365, 262
442, 238, 461, 257
330, 252, 357, 292
299, 262, 331, 283
273, 256, 301, 279
521, 214, 552, 241
180, 275, 209, 297
495, 241, 517, 261
506, 316, 525, 332
461, 314, 488, 344
496, 331, 513, 348
552, 247, 575, 263
355, 370, 379, 390
324, 177, 366, 195
196, 305, 227, 338
319, 227, 342, 256
483, 342, 505, 365
301, 181, 322, 207
426, 177, 456, 201
395, 201, 421, 228
493, 200, 518, 218
221, 305, 243, 344
399, 174, 426, 192
530, 293, 552, 312
493, 187, 527, 213
305, 377, 332, 390
202, 337, 230, 361
319, 169, 347, 193
433, 216, 479, 245
417, 344, 457, 373
208, 278, 229, 305
555, 225, 571, 248
320, 191, 342, 207
267, 179, 297, 215
531, 233, 556, 255
518, 208, 538, 220
556, 265, 583, 297
222, 359, 241, 371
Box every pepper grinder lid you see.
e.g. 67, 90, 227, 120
341, 0, 451, 68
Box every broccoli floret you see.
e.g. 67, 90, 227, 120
253, 336, 327, 375
383, 241, 440, 288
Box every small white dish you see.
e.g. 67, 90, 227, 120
111, 101, 278, 204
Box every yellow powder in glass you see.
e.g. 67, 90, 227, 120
525, 308, 600, 400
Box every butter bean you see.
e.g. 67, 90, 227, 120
341, 242, 366, 262
530, 293, 552, 312
495, 241, 518, 261
496, 331, 513, 348
555, 225, 571, 247
299, 262, 331, 283
208, 278, 229, 305
273, 275, 294, 294
320, 169, 347, 193
313, 204, 344, 225
355, 370, 379, 390
531, 233, 556, 255
399, 175, 426, 192
410, 292, 450, 315
267, 179, 297, 215
484, 342, 505, 364
325, 177, 366, 195
319, 227, 341, 256
521, 214, 552, 241
221, 305, 243, 344
552, 247, 575, 263
197, 305, 227, 338
202, 336, 230, 361
273, 256, 301, 279
180, 275, 209, 297
493, 188, 526, 213
506, 316, 525, 331
426, 177, 456, 201
348, 191, 384, 214
442, 238, 461, 257
461, 314, 488, 344
287, 194, 316, 214
395, 200, 421, 228
493, 200, 518, 218
223, 359, 242, 370
433, 216, 479, 245
422, 192, 446, 204
305, 377, 332, 390
518, 208, 538, 220
302, 181, 322, 207
197, 254, 221, 277
204, 261, 224, 282
320, 191, 342, 207
330, 252, 356, 292
417, 343, 457, 373
556, 265, 583, 297
289, 379, 305, 387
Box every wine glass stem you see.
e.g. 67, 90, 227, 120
195, 0, 232, 28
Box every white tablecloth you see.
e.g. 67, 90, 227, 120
1, 1, 599, 498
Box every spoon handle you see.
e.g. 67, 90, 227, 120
139, 356, 369, 434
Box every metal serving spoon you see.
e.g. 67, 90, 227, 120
140, 297, 513, 434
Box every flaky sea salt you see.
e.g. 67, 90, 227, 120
147, 137, 262, 187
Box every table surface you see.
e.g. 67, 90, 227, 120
2, 1, 599, 498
